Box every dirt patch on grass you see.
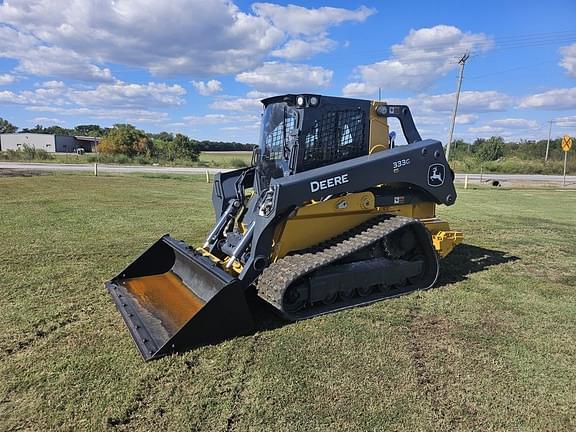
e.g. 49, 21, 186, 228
225, 334, 261, 432
1, 313, 77, 358
106, 370, 170, 430
408, 305, 479, 429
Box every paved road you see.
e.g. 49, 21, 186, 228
0, 162, 232, 174
1, 162, 575, 184
454, 173, 576, 184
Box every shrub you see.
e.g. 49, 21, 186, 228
474, 137, 505, 162
97, 124, 153, 156
230, 158, 248, 168
0, 145, 54, 161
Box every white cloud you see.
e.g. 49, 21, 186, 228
0, 79, 185, 108
0, 79, 185, 123
0, 85, 69, 106
32, 117, 65, 125
560, 43, 576, 77
519, 87, 576, 110
182, 113, 259, 125
0, 0, 284, 78
467, 125, 503, 134
418, 90, 513, 113
210, 96, 264, 113
490, 118, 539, 129
555, 115, 576, 128
221, 124, 260, 131
191, 80, 223, 96
468, 118, 540, 136
256, 3, 374, 60
0, 1, 371, 80
236, 62, 333, 92
455, 114, 478, 125
0, 74, 16, 85
27, 106, 170, 123
69, 81, 186, 108
272, 36, 336, 60
343, 25, 493, 95
0, 26, 114, 82
246, 90, 275, 98
252, 4, 375, 36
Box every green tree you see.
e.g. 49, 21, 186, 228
20, 124, 74, 135
449, 139, 471, 159
0, 118, 18, 134
172, 133, 200, 160
74, 124, 107, 137
475, 136, 505, 162
149, 131, 174, 142
152, 133, 199, 161
97, 124, 153, 156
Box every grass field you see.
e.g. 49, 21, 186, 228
198, 151, 252, 167
1, 172, 575, 431
0, 151, 253, 169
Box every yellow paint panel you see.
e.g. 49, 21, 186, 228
369, 101, 389, 153
272, 192, 439, 260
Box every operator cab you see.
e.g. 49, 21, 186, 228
256, 94, 370, 192
255, 94, 422, 193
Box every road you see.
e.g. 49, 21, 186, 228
0, 162, 232, 175
1, 162, 575, 185
454, 173, 576, 184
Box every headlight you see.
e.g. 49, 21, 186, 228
309, 96, 319, 106
296, 95, 306, 107
376, 105, 388, 116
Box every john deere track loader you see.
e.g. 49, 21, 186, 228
106, 94, 463, 360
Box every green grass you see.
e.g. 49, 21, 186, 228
451, 155, 575, 175
198, 151, 251, 168
1, 173, 575, 431
1, 151, 253, 168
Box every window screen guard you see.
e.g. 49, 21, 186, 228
303, 109, 365, 166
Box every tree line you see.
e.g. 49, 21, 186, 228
0, 117, 570, 163
0, 118, 255, 161
449, 136, 568, 162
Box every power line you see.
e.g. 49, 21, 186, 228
337, 30, 576, 60
466, 59, 552, 80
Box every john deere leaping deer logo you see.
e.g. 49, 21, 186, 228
427, 164, 445, 187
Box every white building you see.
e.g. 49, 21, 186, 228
0, 134, 99, 153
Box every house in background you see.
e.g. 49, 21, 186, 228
0, 134, 100, 153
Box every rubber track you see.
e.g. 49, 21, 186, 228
257, 215, 437, 320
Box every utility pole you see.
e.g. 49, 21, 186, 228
446, 52, 470, 161
545, 120, 553, 163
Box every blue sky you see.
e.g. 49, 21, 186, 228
1, 0, 575, 144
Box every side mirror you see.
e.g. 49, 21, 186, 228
251, 147, 260, 166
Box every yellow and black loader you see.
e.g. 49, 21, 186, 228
106, 94, 463, 360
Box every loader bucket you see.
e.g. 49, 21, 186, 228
106, 235, 254, 360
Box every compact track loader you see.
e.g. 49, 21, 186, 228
107, 94, 463, 360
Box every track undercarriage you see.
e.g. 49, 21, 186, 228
257, 215, 439, 320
